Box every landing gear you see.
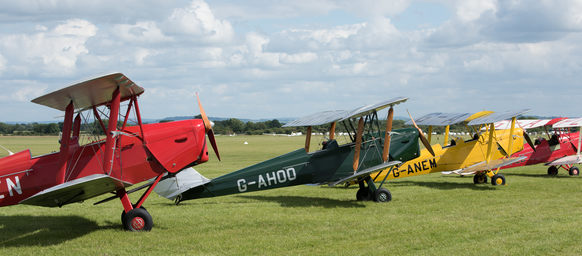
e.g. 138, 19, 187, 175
491, 174, 506, 186
548, 166, 559, 176
355, 177, 391, 203
356, 188, 373, 201
473, 173, 487, 184
374, 188, 392, 202
569, 166, 579, 176
122, 208, 153, 231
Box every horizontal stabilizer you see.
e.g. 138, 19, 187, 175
330, 161, 401, 186
154, 167, 210, 200
545, 155, 582, 166
445, 156, 527, 175
20, 174, 131, 207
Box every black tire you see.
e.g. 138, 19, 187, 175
374, 188, 392, 203
356, 188, 372, 201
123, 208, 153, 231
473, 173, 487, 184
491, 174, 506, 186
548, 166, 559, 176
569, 166, 579, 176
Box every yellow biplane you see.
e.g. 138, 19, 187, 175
368, 109, 533, 186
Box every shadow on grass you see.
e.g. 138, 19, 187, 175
0, 215, 104, 247
238, 195, 365, 208
505, 173, 577, 179
387, 180, 497, 191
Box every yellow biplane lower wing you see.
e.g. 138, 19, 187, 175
442, 156, 527, 175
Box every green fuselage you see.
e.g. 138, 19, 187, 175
181, 128, 420, 200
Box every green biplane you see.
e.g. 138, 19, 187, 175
154, 97, 431, 203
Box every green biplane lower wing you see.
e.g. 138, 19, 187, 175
330, 160, 401, 186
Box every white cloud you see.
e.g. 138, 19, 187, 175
113, 21, 171, 43
0, 19, 97, 76
454, 0, 497, 22
165, 0, 234, 43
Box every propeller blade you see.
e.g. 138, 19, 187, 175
408, 110, 435, 157
382, 107, 394, 162
523, 131, 536, 152
353, 117, 365, 172
196, 93, 212, 132
196, 93, 221, 161
207, 129, 221, 161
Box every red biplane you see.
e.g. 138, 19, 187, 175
492, 118, 581, 176
0, 73, 219, 231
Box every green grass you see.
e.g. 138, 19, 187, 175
1, 135, 582, 255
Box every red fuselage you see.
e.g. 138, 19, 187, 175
503, 132, 579, 169
0, 119, 209, 207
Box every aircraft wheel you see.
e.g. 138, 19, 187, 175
356, 188, 372, 201
491, 174, 506, 186
569, 166, 579, 176
547, 166, 559, 176
473, 173, 487, 184
374, 188, 392, 203
122, 207, 153, 232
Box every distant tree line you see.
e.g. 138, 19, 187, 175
1, 116, 558, 136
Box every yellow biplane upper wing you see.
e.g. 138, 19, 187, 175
442, 156, 527, 175
467, 109, 530, 126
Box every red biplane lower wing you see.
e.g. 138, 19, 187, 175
19, 174, 132, 207
545, 155, 582, 166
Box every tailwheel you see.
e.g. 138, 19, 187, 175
473, 173, 487, 184
491, 174, 506, 186
547, 166, 559, 176
569, 166, 579, 176
122, 207, 153, 231
356, 188, 373, 201
374, 188, 392, 203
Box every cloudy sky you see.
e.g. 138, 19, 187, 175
0, 0, 581, 122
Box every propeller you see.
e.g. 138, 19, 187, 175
196, 93, 221, 161
353, 117, 365, 172
382, 107, 394, 162
515, 121, 536, 152
408, 110, 435, 157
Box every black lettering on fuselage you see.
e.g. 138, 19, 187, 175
429, 159, 437, 168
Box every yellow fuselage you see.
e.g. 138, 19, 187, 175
373, 128, 525, 181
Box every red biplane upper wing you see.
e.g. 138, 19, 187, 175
31, 73, 144, 111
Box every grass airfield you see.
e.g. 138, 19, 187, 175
0, 135, 581, 255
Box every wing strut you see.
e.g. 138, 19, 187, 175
485, 123, 495, 163
329, 122, 336, 140
305, 126, 312, 153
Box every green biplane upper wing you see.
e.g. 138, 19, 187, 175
283, 97, 408, 127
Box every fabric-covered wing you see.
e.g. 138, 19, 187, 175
545, 155, 582, 166
405, 112, 473, 126
32, 73, 144, 111
444, 156, 527, 175
283, 110, 348, 127
339, 97, 408, 121
330, 161, 401, 186
553, 118, 582, 128
468, 109, 530, 126
493, 119, 551, 130
19, 174, 131, 207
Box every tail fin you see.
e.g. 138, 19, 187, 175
154, 167, 210, 200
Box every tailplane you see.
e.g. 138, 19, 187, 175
154, 167, 210, 200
